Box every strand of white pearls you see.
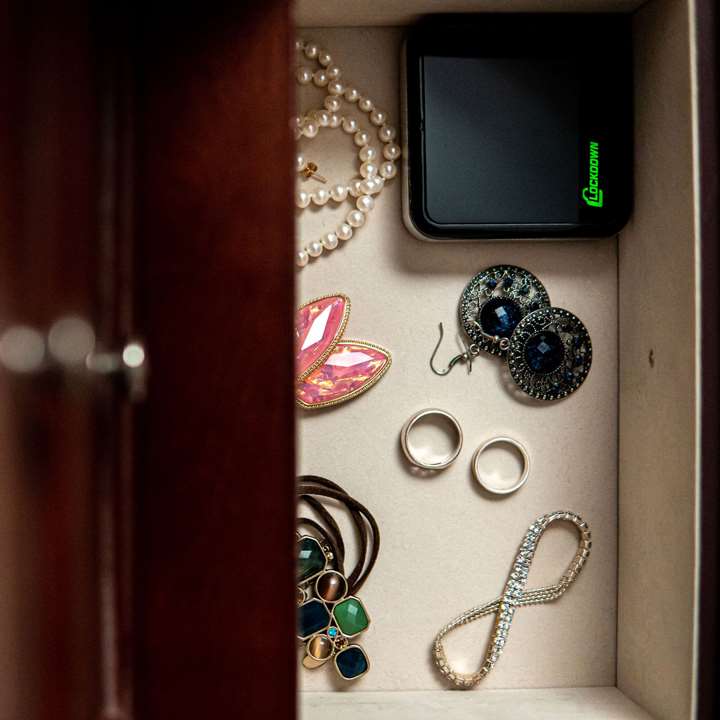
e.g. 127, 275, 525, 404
294, 39, 401, 268
294, 136, 382, 208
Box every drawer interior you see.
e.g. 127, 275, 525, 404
294, 2, 697, 718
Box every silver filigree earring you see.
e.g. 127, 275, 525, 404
431, 265, 592, 401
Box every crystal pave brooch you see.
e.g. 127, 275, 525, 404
297, 535, 371, 680
433, 511, 592, 689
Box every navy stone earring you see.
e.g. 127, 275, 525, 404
459, 265, 551, 358
506, 306, 592, 400
431, 265, 592, 401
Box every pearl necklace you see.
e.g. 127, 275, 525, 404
294, 39, 401, 269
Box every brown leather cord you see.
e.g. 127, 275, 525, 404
296, 517, 343, 573
298, 477, 366, 590
298, 476, 367, 584
297, 475, 379, 596
298, 483, 378, 595
298, 495, 346, 573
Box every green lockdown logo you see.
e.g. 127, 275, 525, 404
582, 141, 603, 208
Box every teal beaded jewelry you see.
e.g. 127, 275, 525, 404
296, 476, 379, 681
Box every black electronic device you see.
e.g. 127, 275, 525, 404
402, 14, 633, 240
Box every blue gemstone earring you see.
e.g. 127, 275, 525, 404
431, 265, 592, 401
459, 265, 551, 358
506, 306, 592, 400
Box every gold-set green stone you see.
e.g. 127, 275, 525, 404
332, 597, 369, 636
297, 536, 327, 583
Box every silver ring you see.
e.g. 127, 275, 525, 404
472, 437, 530, 495
400, 408, 463, 470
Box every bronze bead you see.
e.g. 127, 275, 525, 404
307, 634, 333, 661
315, 571, 347, 602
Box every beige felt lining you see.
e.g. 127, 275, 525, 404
296, 0, 699, 715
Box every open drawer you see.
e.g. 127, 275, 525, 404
293, 1, 712, 719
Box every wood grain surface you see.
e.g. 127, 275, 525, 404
133, 3, 297, 719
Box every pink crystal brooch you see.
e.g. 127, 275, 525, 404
295, 293, 391, 409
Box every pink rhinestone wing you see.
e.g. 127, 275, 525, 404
295, 294, 351, 380
296, 340, 392, 409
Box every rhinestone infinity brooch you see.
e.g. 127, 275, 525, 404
433, 510, 592, 689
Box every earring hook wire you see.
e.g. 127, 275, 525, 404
429, 323, 475, 376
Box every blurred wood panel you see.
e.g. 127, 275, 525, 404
133, 3, 296, 719
0, 2, 102, 718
